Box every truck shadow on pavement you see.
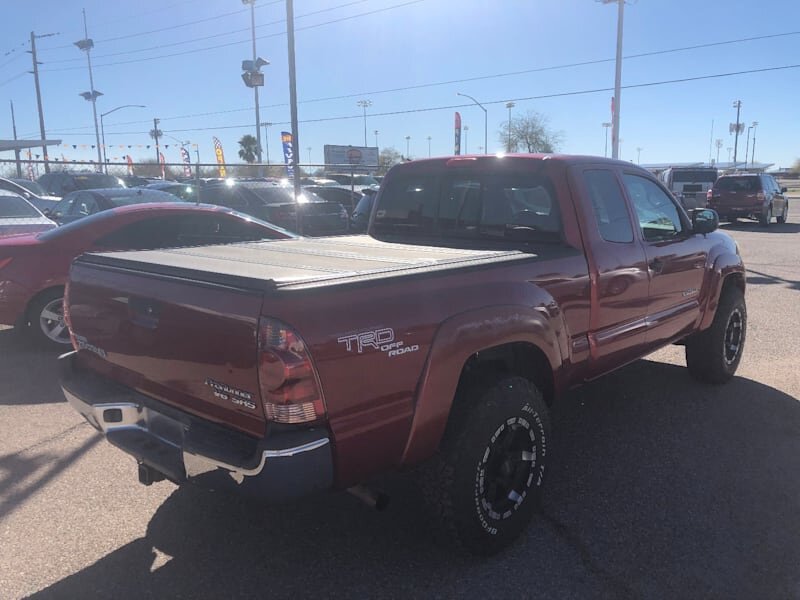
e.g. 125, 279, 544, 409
30, 360, 800, 599
0, 328, 64, 406
720, 221, 800, 234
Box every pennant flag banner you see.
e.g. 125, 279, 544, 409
159, 152, 166, 180
281, 131, 294, 177
26, 150, 34, 180
180, 146, 192, 178
126, 155, 134, 176
213, 136, 227, 178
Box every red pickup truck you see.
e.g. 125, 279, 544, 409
60, 155, 746, 555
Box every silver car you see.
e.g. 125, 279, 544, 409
0, 192, 57, 237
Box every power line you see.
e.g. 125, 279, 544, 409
44, 0, 370, 65
40, 0, 426, 72
47, 62, 796, 138
36, 27, 800, 138
0, 71, 28, 88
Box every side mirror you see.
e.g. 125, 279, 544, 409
781, 186, 788, 193
692, 208, 719, 234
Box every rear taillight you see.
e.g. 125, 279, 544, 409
706, 189, 713, 201
257, 317, 326, 424
0, 257, 12, 271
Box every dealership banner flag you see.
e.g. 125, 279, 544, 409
281, 131, 294, 177
180, 146, 192, 177
159, 152, 166, 180
212, 136, 227, 177
126, 155, 134, 175
26, 150, 34, 180
454, 112, 462, 155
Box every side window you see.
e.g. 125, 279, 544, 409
71, 193, 99, 215
94, 217, 179, 250
622, 174, 684, 242
439, 178, 482, 230
583, 169, 634, 243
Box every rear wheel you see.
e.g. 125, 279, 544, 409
418, 376, 550, 555
685, 285, 746, 384
777, 202, 788, 224
27, 288, 72, 348
758, 204, 772, 227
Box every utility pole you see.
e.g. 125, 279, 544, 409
751, 122, 758, 167
28, 31, 54, 173
75, 9, 103, 170
286, 0, 302, 230
744, 125, 753, 169
732, 100, 742, 165
603, 0, 625, 160
10, 101, 22, 177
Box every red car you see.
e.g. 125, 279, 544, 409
0, 202, 293, 346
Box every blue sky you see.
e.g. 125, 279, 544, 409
1, 0, 799, 171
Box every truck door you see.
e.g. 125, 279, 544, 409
570, 167, 651, 379
620, 172, 708, 347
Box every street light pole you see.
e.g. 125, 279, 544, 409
405, 135, 411, 159
457, 92, 487, 154
242, 0, 263, 165
505, 101, 515, 151
427, 135, 432, 157
751, 121, 758, 166
602, 122, 611, 158
100, 104, 145, 174
374, 129, 379, 148
357, 99, 372, 147
603, 0, 625, 160
744, 125, 753, 169
715, 139, 723, 164
636, 146, 642, 165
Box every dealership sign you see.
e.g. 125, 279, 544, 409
323, 144, 379, 174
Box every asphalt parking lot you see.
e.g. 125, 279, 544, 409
2, 203, 799, 599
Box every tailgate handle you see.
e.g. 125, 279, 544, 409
129, 297, 162, 329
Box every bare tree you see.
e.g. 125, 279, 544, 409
499, 110, 561, 153
378, 147, 402, 174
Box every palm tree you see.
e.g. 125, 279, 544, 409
238, 134, 259, 163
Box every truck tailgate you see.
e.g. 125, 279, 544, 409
66, 259, 267, 437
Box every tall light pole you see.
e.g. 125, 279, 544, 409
75, 9, 103, 170
100, 104, 145, 174
242, 0, 264, 165
405, 135, 411, 159
750, 121, 759, 166
457, 92, 487, 154
731, 100, 742, 165
427, 135, 432, 157
357, 99, 372, 147
603, 0, 625, 160
602, 122, 611, 158
744, 125, 753, 169
463, 125, 469, 154
727, 147, 733, 162
261, 121, 273, 164
636, 146, 642, 165
715, 139, 723, 164
504, 101, 516, 152
374, 129, 379, 148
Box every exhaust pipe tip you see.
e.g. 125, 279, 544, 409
347, 484, 390, 511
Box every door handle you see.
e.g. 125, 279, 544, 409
649, 258, 664, 274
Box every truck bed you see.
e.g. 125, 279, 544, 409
77, 235, 534, 291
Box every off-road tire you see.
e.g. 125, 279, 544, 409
418, 376, 550, 555
26, 288, 72, 349
685, 286, 746, 384
777, 202, 788, 224
758, 204, 772, 227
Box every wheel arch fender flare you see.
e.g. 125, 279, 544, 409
400, 303, 562, 466
699, 246, 745, 331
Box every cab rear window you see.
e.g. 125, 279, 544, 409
716, 177, 760, 192
373, 171, 561, 241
